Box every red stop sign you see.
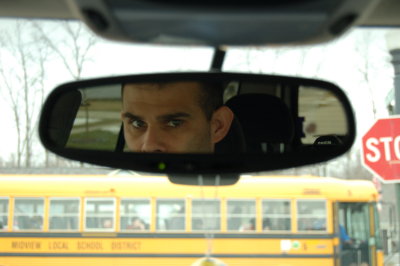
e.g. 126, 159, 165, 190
361, 117, 400, 183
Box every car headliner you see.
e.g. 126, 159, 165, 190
0, 0, 399, 27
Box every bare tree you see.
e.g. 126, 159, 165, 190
32, 27, 52, 166
33, 21, 98, 80
336, 30, 391, 180
354, 29, 391, 119
0, 21, 49, 167
31, 20, 99, 167
354, 30, 379, 119
0, 52, 23, 167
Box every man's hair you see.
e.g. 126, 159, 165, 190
121, 81, 224, 120
198, 82, 224, 120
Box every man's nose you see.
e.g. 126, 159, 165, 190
141, 127, 166, 153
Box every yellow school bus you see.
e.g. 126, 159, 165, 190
0, 174, 383, 266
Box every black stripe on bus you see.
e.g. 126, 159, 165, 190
0, 232, 336, 239
0, 253, 334, 258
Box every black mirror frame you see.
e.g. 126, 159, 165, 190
39, 72, 356, 175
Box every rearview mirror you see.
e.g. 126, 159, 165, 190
39, 72, 355, 177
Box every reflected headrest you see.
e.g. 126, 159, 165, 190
226, 94, 294, 143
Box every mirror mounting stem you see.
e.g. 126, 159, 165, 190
210, 47, 226, 72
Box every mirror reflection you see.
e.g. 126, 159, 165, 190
55, 80, 348, 154
122, 81, 232, 153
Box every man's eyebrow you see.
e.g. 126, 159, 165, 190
158, 112, 191, 121
122, 112, 143, 121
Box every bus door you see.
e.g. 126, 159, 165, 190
337, 202, 376, 266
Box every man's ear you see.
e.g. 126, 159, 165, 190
211, 106, 234, 144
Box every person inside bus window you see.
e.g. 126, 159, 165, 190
339, 224, 353, 249
121, 81, 234, 153
263, 217, 271, 230
339, 224, 359, 266
240, 218, 255, 231
312, 218, 326, 230
30, 216, 43, 230
127, 217, 146, 230
102, 218, 113, 229
339, 226, 370, 266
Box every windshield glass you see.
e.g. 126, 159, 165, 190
0, 18, 397, 265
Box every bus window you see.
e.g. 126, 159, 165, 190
339, 202, 371, 266
344, 203, 369, 242
0, 198, 8, 230
227, 200, 255, 231
192, 199, 220, 231
373, 204, 383, 250
297, 200, 327, 232
262, 199, 291, 231
14, 198, 44, 231
49, 198, 80, 231
156, 199, 185, 231
84, 198, 115, 231
120, 199, 150, 231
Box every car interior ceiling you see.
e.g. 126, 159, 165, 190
0, 0, 399, 26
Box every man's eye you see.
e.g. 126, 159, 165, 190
130, 120, 145, 128
167, 120, 183, 128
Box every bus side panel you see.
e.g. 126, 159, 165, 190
0, 236, 335, 255
376, 250, 384, 266
0, 257, 335, 266
0, 236, 336, 266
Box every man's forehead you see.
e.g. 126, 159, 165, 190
122, 81, 204, 108
122, 81, 205, 113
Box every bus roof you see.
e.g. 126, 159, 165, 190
0, 174, 378, 201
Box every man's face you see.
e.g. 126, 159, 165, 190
121, 82, 220, 153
